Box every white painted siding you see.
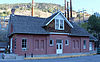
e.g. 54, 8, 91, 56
55, 13, 65, 20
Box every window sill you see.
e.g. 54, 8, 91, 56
65, 44, 69, 46
50, 45, 53, 47
22, 48, 27, 51
55, 29, 64, 30
83, 48, 87, 49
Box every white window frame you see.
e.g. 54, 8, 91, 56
0, 48, 5, 51
65, 40, 69, 46
55, 19, 64, 30
22, 38, 27, 51
49, 40, 54, 46
83, 40, 86, 49
89, 42, 93, 51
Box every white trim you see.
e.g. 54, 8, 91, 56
56, 40, 63, 54
0, 48, 5, 51
55, 19, 64, 30
89, 42, 93, 51
22, 38, 27, 51
46, 12, 60, 26
10, 38, 13, 53
49, 40, 54, 46
83, 40, 86, 49
55, 19, 59, 30
46, 11, 73, 28
49, 32, 70, 35
60, 12, 73, 28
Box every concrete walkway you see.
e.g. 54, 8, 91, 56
0, 51, 97, 60
24, 51, 97, 60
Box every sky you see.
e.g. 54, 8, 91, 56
0, 0, 100, 14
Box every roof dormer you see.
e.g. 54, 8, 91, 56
43, 11, 73, 33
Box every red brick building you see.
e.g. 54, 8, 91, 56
8, 11, 97, 56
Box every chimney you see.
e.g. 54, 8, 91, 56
11, 8, 15, 16
70, 0, 72, 18
32, 0, 34, 16
65, 0, 67, 17
67, 1, 69, 20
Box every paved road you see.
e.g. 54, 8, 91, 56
1, 55, 100, 62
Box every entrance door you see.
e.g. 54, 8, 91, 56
56, 40, 63, 54
89, 42, 93, 51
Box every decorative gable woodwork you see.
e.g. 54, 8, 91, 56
44, 19, 71, 33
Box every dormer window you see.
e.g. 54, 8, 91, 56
55, 19, 64, 30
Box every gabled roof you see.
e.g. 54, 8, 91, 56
43, 11, 73, 28
43, 11, 59, 26
70, 22, 97, 41
70, 21, 90, 36
8, 15, 49, 36
8, 11, 97, 41
89, 34, 98, 41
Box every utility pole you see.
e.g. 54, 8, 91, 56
70, 0, 72, 18
67, 1, 69, 20
65, 0, 67, 17
32, 0, 34, 16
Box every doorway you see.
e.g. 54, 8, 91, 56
56, 40, 63, 54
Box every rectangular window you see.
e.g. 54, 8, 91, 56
22, 39, 27, 50
14, 38, 16, 49
60, 20, 64, 30
50, 40, 54, 46
83, 40, 86, 49
76, 40, 79, 48
55, 19, 59, 29
35, 40, 39, 49
73, 40, 75, 48
55, 19, 64, 30
65, 40, 69, 46
40, 40, 44, 49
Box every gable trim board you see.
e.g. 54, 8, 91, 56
49, 32, 70, 35
45, 11, 73, 28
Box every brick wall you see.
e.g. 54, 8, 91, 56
10, 34, 90, 56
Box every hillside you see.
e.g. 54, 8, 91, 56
0, 3, 90, 19
0, 3, 64, 17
